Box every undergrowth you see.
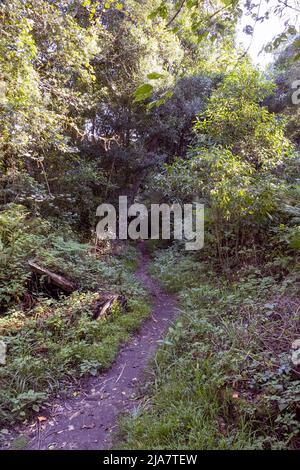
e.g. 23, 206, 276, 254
121, 248, 300, 450
0, 205, 150, 432
0, 292, 149, 431
0, 204, 140, 311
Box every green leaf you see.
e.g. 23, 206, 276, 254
147, 72, 165, 80
149, 5, 168, 20
133, 83, 153, 102
293, 52, 300, 63
148, 98, 165, 109
186, 0, 198, 8
197, 31, 209, 43
148, 90, 173, 109
163, 90, 173, 99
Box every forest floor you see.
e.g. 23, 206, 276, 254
7, 243, 179, 450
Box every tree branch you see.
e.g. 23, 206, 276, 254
166, 0, 186, 28
238, 0, 263, 61
277, 0, 300, 14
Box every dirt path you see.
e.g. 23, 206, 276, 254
21, 244, 178, 450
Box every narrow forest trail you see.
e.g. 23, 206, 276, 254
21, 243, 179, 450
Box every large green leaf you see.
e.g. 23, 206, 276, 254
147, 72, 165, 80
133, 83, 154, 102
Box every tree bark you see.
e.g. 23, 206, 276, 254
93, 294, 127, 320
28, 261, 76, 293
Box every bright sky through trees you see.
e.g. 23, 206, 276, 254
236, 0, 300, 66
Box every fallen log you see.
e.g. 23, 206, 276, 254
93, 294, 127, 320
28, 261, 76, 293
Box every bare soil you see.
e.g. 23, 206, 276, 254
18, 243, 179, 450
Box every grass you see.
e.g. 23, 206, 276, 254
0, 245, 150, 433
120, 247, 300, 450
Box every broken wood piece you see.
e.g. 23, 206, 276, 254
93, 294, 127, 320
28, 261, 76, 293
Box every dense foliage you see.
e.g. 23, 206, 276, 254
0, 0, 299, 450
